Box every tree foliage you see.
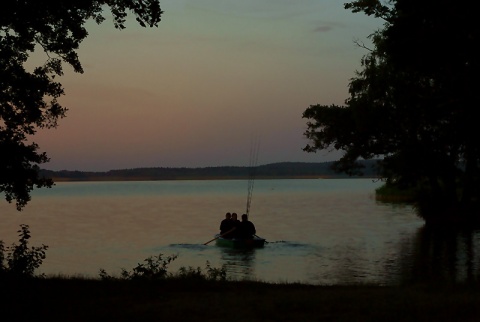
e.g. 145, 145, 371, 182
1, 1, 163, 210
303, 0, 480, 221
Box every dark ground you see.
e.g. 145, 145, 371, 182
2, 277, 480, 321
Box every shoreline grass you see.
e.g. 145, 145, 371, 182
2, 276, 480, 321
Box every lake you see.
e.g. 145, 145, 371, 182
1, 179, 479, 285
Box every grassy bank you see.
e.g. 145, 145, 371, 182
375, 184, 418, 203
2, 277, 480, 321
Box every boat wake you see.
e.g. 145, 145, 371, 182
169, 243, 208, 250
149, 244, 208, 252
265, 240, 317, 251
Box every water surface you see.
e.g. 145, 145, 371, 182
2, 179, 477, 285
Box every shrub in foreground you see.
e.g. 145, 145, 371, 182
0, 224, 48, 277
99, 253, 226, 282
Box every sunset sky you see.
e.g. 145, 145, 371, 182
33, 0, 382, 171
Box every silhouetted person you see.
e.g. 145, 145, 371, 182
230, 212, 241, 238
220, 212, 234, 237
238, 214, 256, 239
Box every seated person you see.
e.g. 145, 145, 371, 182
230, 212, 241, 239
219, 212, 234, 237
238, 214, 256, 239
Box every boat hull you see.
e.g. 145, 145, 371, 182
215, 235, 265, 248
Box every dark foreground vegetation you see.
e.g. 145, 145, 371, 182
2, 277, 480, 322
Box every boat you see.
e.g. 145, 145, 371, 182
208, 138, 265, 249
215, 235, 266, 248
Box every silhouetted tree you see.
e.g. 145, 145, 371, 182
303, 0, 479, 222
1, 1, 163, 210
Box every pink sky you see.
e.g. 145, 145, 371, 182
32, 0, 381, 171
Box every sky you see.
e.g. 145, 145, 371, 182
33, 0, 382, 171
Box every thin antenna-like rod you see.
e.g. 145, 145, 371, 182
246, 136, 260, 218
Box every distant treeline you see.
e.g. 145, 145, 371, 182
40, 161, 379, 182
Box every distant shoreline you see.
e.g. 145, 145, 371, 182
48, 175, 355, 182
41, 160, 379, 182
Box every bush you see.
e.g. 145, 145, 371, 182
0, 224, 48, 277
108, 253, 178, 281
99, 254, 226, 282
176, 261, 227, 281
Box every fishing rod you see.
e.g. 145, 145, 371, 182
246, 136, 260, 219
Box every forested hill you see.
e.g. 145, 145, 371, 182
40, 161, 379, 182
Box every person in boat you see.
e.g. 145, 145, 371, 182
219, 212, 234, 237
238, 214, 256, 239
230, 212, 241, 238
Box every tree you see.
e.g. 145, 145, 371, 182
303, 0, 480, 223
1, 0, 163, 210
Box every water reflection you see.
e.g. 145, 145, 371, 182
372, 199, 480, 285
398, 225, 480, 284
218, 247, 257, 281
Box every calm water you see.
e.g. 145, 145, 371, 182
1, 179, 479, 285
